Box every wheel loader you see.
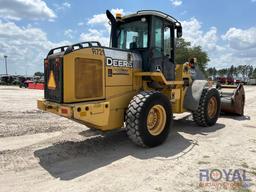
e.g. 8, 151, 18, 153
37, 10, 245, 147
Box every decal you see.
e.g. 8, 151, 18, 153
106, 57, 133, 68
92, 48, 104, 55
48, 70, 56, 90
113, 68, 129, 76
108, 69, 112, 77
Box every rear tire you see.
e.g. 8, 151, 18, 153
125, 91, 172, 147
192, 88, 220, 127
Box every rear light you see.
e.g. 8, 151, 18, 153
44, 59, 48, 67
55, 57, 60, 67
61, 108, 68, 114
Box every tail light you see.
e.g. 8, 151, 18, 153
55, 57, 60, 67
44, 59, 48, 68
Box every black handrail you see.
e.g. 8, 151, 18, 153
64, 41, 102, 54
47, 46, 69, 56
47, 41, 103, 56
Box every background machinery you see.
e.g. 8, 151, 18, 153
38, 10, 245, 147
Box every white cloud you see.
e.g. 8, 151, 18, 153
87, 8, 125, 32
181, 17, 256, 68
81, 9, 125, 46
62, 2, 71, 8
80, 29, 109, 46
87, 13, 108, 25
87, 8, 124, 25
170, 0, 183, 7
222, 27, 256, 50
181, 18, 220, 51
0, 21, 69, 75
0, 0, 56, 21
64, 29, 75, 39
251, 0, 256, 2
77, 22, 84, 26
54, 1, 71, 11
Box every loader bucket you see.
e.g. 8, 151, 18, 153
219, 84, 245, 115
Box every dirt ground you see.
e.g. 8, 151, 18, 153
0, 85, 255, 192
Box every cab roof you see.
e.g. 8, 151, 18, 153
122, 10, 181, 27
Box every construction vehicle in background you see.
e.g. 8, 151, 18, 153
37, 10, 245, 147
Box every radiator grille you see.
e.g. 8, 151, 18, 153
75, 58, 103, 99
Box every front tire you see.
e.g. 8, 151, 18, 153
125, 91, 172, 147
192, 88, 220, 127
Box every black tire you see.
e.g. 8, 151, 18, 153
125, 91, 172, 147
192, 88, 221, 127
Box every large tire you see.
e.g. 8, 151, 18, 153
125, 91, 172, 147
192, 88, 220, 127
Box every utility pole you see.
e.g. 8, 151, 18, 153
4, 55, 8, 75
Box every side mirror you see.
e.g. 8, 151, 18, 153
176, 26, 182, 38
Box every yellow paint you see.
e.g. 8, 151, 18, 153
147, 104, 166, 136
73, 101, 110, 128
135, 72, 184, 85
106, 67, 133, 86
38, 48, 195, 131
47, 71, 56, 90
63, 48, 105, 103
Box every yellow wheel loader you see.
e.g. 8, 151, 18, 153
38, 10, 245, 147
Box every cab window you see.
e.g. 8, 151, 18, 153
152, 17, 163, 58
117, 18, 148, 50
164, 26, 171, 57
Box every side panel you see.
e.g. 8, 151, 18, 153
63, 48, 105, 103
106, 66, 133, 86
103, 48, 142, 130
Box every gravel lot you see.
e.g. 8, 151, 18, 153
0, 85, 255, 192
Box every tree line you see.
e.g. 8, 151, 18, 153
175, 38, 255, 80
175, 38, 209, 73
207, 65, 256, 80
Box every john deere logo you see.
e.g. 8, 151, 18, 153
48, 71, 56, 90
106, 57, 133, 68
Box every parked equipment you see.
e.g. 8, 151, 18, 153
248, 79, 256, 85
38, 10, 244, 147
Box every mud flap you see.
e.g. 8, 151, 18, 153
183, 80, 208, 111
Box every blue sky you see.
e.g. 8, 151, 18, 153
0, 0, 256, 75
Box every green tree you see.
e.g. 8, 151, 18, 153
34, 72, 44, 77
253, 68, 256, 79
212, 67, 217, 78
228, 65, 234, 77
233, 67, 238, 78
207, 67, 214, 77
248, 65, 253, 78
175, 38, 210, 72
218, 68, 228, 77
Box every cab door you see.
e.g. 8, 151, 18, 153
150, 16, 175, 81
163, 25, 175, 81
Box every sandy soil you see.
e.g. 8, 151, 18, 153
0, 85, 255, 192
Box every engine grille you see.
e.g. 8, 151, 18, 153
75, 58, 103, 99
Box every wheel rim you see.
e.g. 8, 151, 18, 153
147, 105, 166, 136
207, 96, 217, 118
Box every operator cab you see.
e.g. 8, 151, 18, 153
107, 10, 182, 81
